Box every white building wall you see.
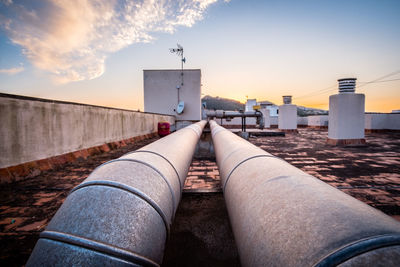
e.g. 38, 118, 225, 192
266, 105, 278, 116
144, 69, 201, 121
278, 104, 297, 130
328, 93, 365, 139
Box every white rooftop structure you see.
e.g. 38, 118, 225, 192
143, 69, 201, 121
328, 78, 365, 145
278, 95, 297, 131
245, 99, 257, 112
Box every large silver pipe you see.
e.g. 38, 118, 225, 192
27, 120, 207, 266
206, 110, 265, 129
209, 120, 400, 266
206, 110, 262, 118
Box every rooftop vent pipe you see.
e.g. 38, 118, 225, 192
338, 78, 356, 93
210, 120, 400, 266
27, 120, 206, 266
283, 95, 292, 104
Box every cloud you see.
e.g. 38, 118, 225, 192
0, 66, 24, 75
0, 0, 12, 6
0, 0, 225, 83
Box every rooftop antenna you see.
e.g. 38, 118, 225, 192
169, 44, 186, 109
169, 43, 186, 86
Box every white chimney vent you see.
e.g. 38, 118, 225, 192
283, 95, 292, 104
279, 95, 297, 132
327, 77, 365, 145
338, 78, 356, 93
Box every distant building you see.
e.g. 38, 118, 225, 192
245, 99, 279, 116
259, 100, 279, 116
245, 99, 257, 112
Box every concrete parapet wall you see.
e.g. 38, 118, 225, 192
365, 113, 387, 130
365, 113, 400, 131
308, 115, 329, 127
0, 94, 175, 182
387, 114, 400, 130
297, 116, 308, 127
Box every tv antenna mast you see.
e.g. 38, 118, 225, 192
170, 43, 186, 86
169, 44, 186, 108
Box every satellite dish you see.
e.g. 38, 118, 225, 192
176, 101, 185, 114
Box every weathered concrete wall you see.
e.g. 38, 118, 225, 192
0, 94, 175, 169
143, 69, 201, 121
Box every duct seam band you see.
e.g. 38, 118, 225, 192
71, 181, 171, 235
313, 234, 400, 267
122, 150, 182, 192
211, 127, 225, 138
39, 230, 159, 267
223, 154, 285, 192
186, 124, 202, 137
219, 146, 271, 170
90, 158, 176, 215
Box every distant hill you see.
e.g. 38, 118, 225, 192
297, 106, 328, 116
202, 95, 245, 111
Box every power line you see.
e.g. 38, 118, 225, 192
293, 84, 336, 100
358, 78, 400, 84
294, 70, 400, 101
357, 70, 400, 89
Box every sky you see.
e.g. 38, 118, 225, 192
0, 0, 399, 112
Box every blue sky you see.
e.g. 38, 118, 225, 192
1, 0, 399, 111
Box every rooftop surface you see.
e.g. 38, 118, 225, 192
1, 128, 399, 266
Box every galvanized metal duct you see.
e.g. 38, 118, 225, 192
206, 110, 265, 129
209, 120, 400, 267
206, 110, 262, 118
27, 120, 206, 267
